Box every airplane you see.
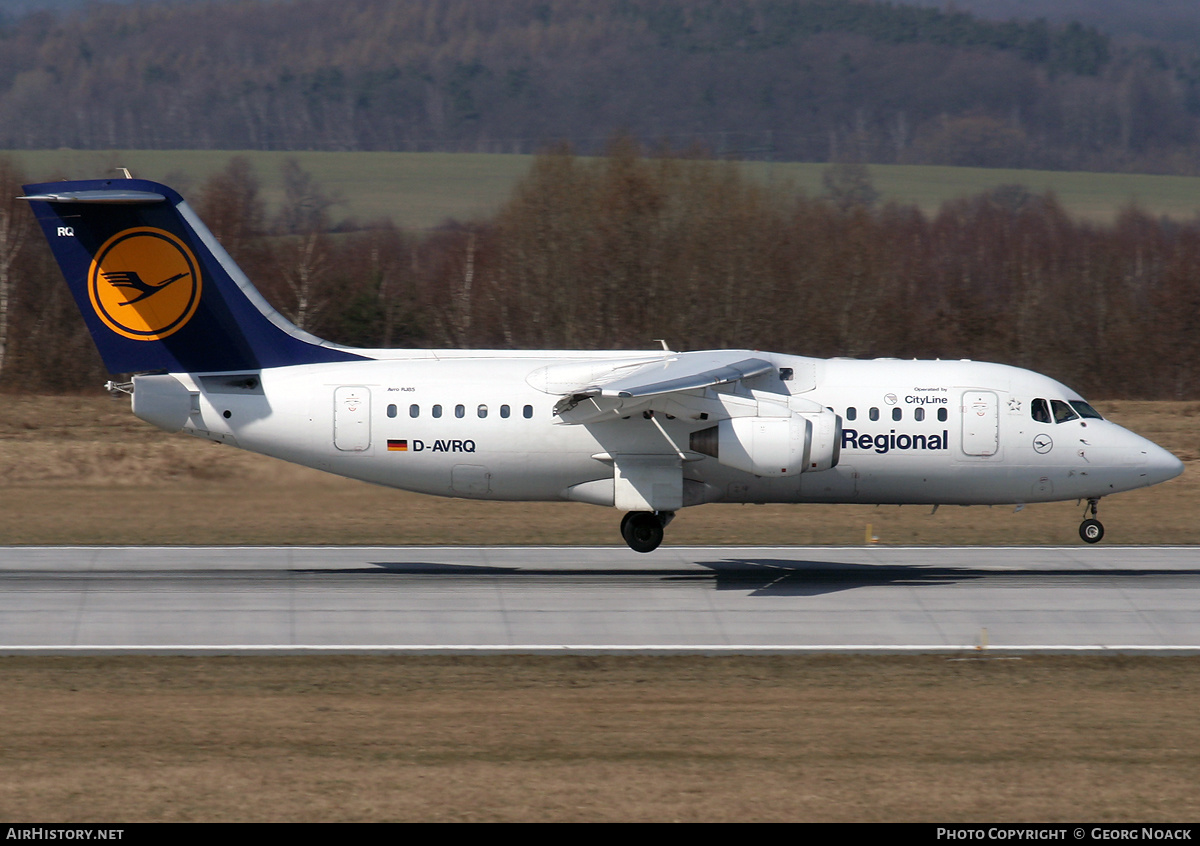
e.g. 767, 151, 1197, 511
20, 177, 1184, 552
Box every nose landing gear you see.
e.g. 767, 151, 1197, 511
1079, 498, 1104, 544
620, 511, 674, 553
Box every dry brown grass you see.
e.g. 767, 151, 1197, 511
0, 655, 1198, 822
0, 395, 1194, 546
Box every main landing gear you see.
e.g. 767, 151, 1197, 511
620, 511, 675, 553
1079, 498, 1104, 544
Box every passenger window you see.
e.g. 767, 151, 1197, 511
432, 404, 442, 419
500, 405, 511, 418
455, 404, 465, 419
937, 408, 948, 422
409, 404, 419, 418
523, 404, 533, 419
1051, 400, 1078, 424
387, 404, 397, 419
892, 407, 902, 421
478, 404, 488, 418
845, 407, 857, 421
914, 407, 925, 422
1031, 398, 1051, 424
869, 407, 880, 421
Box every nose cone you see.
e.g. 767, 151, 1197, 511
1142, 441, 1185, 487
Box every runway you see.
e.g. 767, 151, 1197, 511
0, 545, 1197, 653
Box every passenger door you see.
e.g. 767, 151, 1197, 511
961, 390, 999, 456
334, 386, 371, 452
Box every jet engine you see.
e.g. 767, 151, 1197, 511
689, 409, 841, 477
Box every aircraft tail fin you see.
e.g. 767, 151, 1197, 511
21, 177, 363, 374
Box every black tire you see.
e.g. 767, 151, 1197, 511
620, 511, 634, 541
1079, 518, 1104, 544
622, 512, 664, 553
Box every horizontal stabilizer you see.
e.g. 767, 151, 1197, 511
19, 190, 166, 205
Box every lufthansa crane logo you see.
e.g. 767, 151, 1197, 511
88, 227, 202, 341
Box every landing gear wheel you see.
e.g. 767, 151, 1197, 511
1079, 518, 1104, 544
621, 511, 664, 553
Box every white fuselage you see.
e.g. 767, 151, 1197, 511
131, 351, 1183, 510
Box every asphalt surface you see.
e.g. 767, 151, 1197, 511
0, 545, 1197, 653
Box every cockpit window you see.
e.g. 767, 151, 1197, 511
1051, 399, 1079, 424
1069, 401, 1103, 420
1033, 397, 1099, 424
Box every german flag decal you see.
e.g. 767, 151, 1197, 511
387, 439, 408, 452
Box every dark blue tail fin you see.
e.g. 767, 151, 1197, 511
22, 177, 364, 374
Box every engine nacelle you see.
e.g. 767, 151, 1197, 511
798, 408, 842, 473
690, 410, 841, 477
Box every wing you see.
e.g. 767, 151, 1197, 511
527, 351, 786, 424
584, 355, 776, 399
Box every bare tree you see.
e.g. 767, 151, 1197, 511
266, 159, 340, 331
0, 155, 30, 382
822, 161, 879, 213
194, 156, 266, 266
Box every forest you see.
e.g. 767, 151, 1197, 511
1, 0, 1199, 173
1, 143, 1197, 401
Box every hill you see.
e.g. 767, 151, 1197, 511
2, 0, 1199, 173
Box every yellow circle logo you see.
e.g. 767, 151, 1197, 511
88, 227, 202, 341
